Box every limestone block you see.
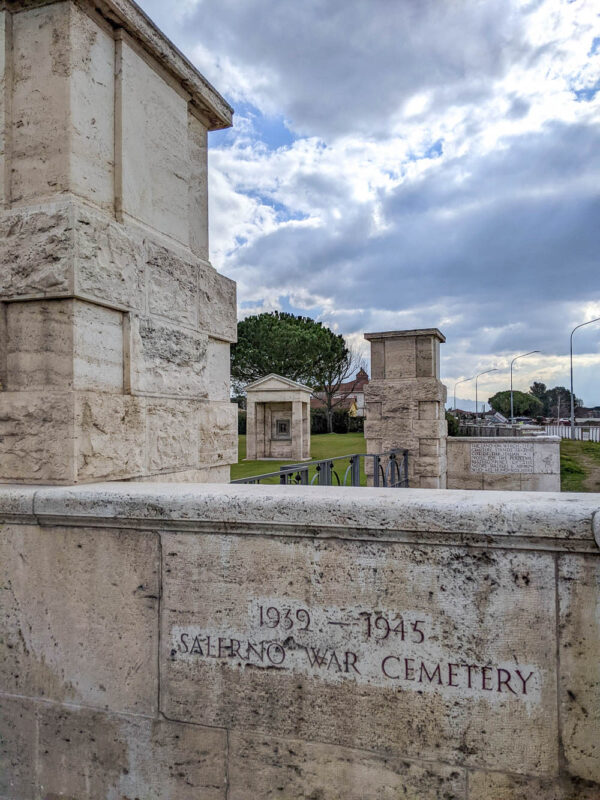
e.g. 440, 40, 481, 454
0, 204, 73, 299
420, 475, 445, 489
198, 264, 237, 343
128, 315, 209, 397
0, 696, 36, 800
0, 10, 7, 206
0, 391, 75, 483
559, 554, 600, 783
134, 465, 231, 483
6, 299, 124, 393
521, 474, 561, 492
370, 339, 385, 379
5, 299, 74, 390
35, 703, 227, 800
468, 771, 600, 799
188, 112, 209, 261
147, 240, 198, 329
419, 439, 442, 458
73, 203, 146, 311
229, 732, 466, 799
198, 401, 238, 467
416, 335, 438, 378
447, 439, 470, 476
447, 475, 484, 490
413, 419, 448, 438
534, 441, 561, 475
145, 398, 200, 473
419, 400, 440, 420
413, 455, 447, 478
69, 2, 115, 210
382, 398, 418, 418
482, 474, 522, 491
11, 4, 70, 204
120, 38, 190, 245
162, 535, 558, 775
0, 524, 159, 713
206, 339, 231, 401
385, 336, 416, 379
76, 393, 145, 480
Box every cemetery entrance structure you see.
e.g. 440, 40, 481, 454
245, 374, 311, 462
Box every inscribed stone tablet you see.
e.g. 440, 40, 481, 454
471, 442, 534, 474
161, 534, 558, 775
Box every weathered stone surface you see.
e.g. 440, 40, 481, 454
198, 264, 237, 343
36, 703, 227, 800
120, 37, 190, 246
0, 205, 73, 299
198, 401, 238, 467
206, 339, 231, 401
0, 391, 75, 483
128, 315, 209, 398
162, 533, 558, 775
188, 112, 209, 261
147, 240, 198, 328
76, 393, 145, 480
229, 732, 466, 800
11, 3, 70, 204
559, 554, 600, 783
74, 203, 146, 311
468, 770, 600, 799
0, 524, 159, 713
6, 299, 124, 393
0, 696, 35, 800
145, 398, 200, 473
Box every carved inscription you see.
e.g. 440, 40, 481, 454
470, 442, 534, 474
170, 600, 540, 703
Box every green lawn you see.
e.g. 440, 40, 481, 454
232, 432, 367, 483
560, 439, 600, 492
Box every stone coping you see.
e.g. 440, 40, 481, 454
1, 483, 598, 553
450, 436, 560, 443
364, 328, 446, 342
3, 0, 233, 130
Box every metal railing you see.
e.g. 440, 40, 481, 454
231, 449, 409, 488
545, 425, 600, 442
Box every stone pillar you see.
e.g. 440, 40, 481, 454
0, 0, 237, 484
364, 329, 448, 488
292, 401, 304, 462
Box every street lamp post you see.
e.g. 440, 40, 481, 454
475, 369, 498, 422
510, 351, 540, 423
570, 317, 600, 440
453, 376, 474, 412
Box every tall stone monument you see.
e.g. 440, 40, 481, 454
364, 329, 447, 488
0, 0, 237, 484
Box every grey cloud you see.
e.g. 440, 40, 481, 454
139, 0, 535, 137
228, 121, 600, 356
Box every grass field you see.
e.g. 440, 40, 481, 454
231, 432, 368, 483
560, 439, 600, 492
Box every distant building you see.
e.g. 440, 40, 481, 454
311, 368, 370, 417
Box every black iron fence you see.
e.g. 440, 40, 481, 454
231, 449, 409, 488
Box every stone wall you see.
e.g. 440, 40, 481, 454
448, 436, 561, 491
1, 483, 599, 798
0, 0, 237, 484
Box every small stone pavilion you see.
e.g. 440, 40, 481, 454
245, 374, 312, 461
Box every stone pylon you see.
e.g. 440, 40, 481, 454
0, 0, 237, 484
364, 329, 448, 488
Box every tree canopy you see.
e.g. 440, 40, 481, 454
488, 390, 543, 417
528, 384, 581, 416
231, 311, 348, 392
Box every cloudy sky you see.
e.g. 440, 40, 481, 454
139, 0, 599, 408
